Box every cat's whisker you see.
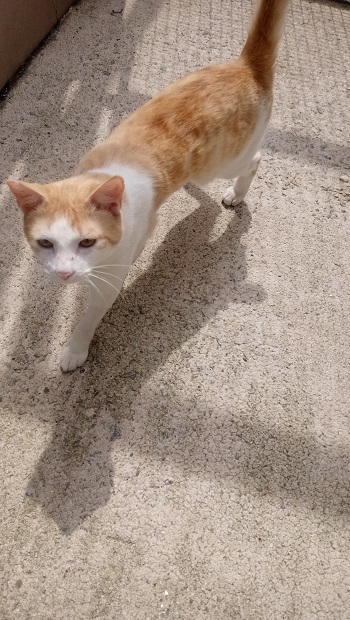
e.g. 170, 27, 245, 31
89, 273, 124, 297
85, 276, 106, 307
85, 276, 108, 310
89, 273, 119, 290
89, 273, 128, 302
92, 264, 132, 269
91, 269, 126, 284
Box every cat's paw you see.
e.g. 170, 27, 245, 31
60, 347, 89, 372
222, 187, 244, 207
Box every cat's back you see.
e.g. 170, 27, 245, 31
79, 58, 271, 204
114, 59, 267, 143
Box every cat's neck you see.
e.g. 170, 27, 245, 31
79, 145, 168, 208
87, 162, 154, 208
87, 162, 156, 263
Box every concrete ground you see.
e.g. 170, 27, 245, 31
1, 0, 350, 618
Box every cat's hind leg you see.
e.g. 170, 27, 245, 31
222, 151, 261, 207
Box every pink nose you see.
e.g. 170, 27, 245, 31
56, 270, 75, 281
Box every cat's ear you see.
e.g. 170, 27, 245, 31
88, 176, 124, 215
6, 180, 45, 213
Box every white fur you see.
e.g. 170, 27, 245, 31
222, 151, 262, 206
34, 217, 88, 283
60, 163, 154, 371
92, 163, 154, 261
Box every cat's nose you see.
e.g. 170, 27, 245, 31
56, 270, 75, 281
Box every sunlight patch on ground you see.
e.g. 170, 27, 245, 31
94, 108, 113, 144
60, 79, 81, 116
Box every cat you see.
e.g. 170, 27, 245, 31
7, 0, 289, 371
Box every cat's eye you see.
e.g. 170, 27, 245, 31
38, 239, 53, 248
79, 239, 96, 248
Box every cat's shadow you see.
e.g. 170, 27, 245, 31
26, 186, 265, 534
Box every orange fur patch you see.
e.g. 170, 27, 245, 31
241, 0, 290, 90
77, 0, 290, 208
11, 0, 289, 241
23, 175, 123, 247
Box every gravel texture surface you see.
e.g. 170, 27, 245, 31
1, 1, 350, 618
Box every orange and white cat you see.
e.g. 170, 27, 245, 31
7, 0, 289, 371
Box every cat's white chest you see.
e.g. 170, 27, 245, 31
91, 162, 155, 263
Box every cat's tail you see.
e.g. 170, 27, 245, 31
240, 0, 290, 90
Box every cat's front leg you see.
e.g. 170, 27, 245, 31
60, 270, 126, 372
60, 303, 107, 372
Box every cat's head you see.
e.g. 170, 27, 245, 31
7, 174, 124, 284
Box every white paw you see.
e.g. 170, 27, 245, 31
60, 347, 89, 372
222, 187, 244, 207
